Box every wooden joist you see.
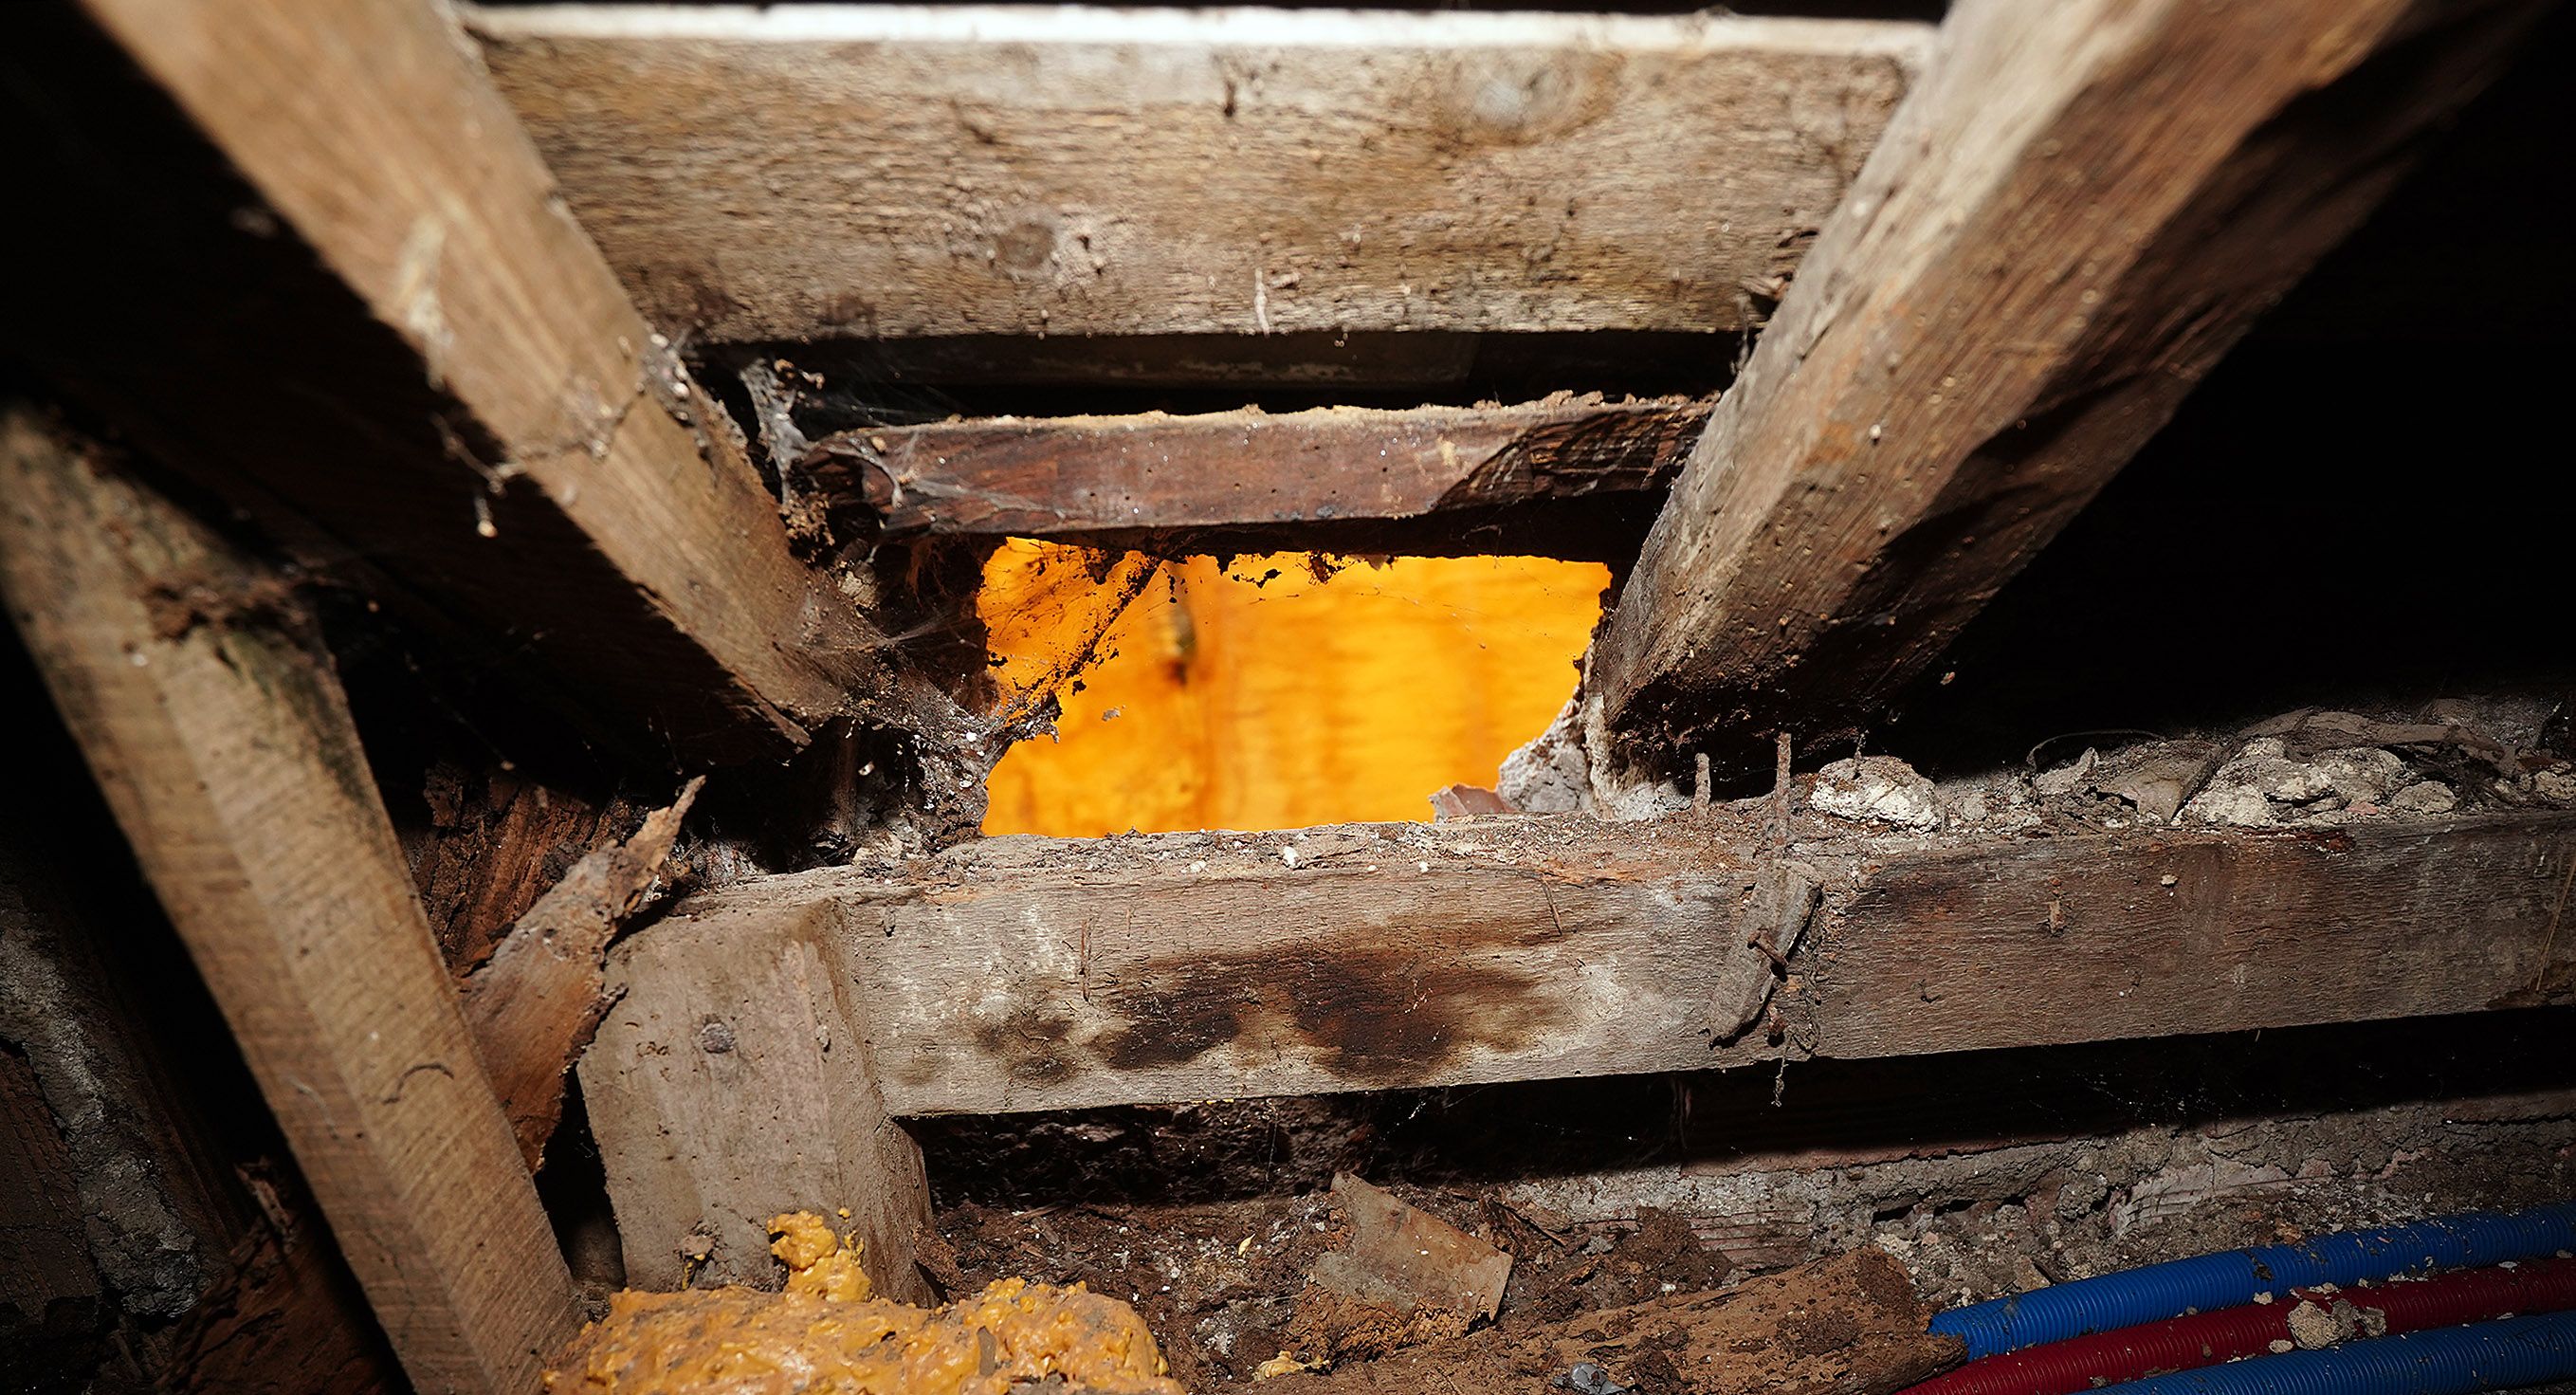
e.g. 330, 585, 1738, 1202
582, 893, 933, 1300
806, 397, 1708, 559
470, 5, 1929, 343
0, 411, 577, 1394
600, 810, 2576, 1120
1582, 0, 2548, 788
3, 0, 890, 763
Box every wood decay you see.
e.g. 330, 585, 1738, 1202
803, 397, 1708, 560
0, 411, 576, 1395
471, 5, 1930, 342
590, 810, 2576, 1125
1262, 1244, 1959, 1395
1, 0, 896, 763
1583, 0, 2550, 789
0, 816, 403, 1391
459, 777, 703, 1168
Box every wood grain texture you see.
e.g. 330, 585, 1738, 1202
469, 5, 1927, 342
460, 780, 698, 1168
618, 812, 2576, 1118
582, 895, 934, 1301
807, 397, 1708, 551
0, 411, 577, 1394
1583, 0, 2548, 788
5, 0, 889, 762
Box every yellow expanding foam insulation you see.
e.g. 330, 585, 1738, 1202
980, 544, 1609, 835
547, 1213, 1182, 1395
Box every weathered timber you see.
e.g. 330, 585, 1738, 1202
460, 780, 699, 1168
469, 5, 1928, 342
605, 812, 2576, 1118
3, 0, 889, 762
1583, 0, 2549, 788
0, 411, 576, 1394
805, 397, 1708, 558
581, 893, 933, 1301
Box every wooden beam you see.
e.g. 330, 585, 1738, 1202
580, 894, 933, 1300
0, 410, 578, 1393
3, 0, 891, 763
805, 397, 1708, 559
1581, 0, 2547, 788
468, 5, 1929, 343
601, 810, 2576, 1119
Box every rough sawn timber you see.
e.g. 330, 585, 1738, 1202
806, 397, 1708, 557
469, 5, 1929, 342
1582, 0, 2549, 789
5, 0, 888, 762
604, 810, 2576, 1119
0, 411, 577, 1395
581, 892, 935, 1301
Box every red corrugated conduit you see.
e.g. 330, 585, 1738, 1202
1903, 1256, 2576, 1395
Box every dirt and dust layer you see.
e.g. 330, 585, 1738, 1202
909, 1006, 2576, 1391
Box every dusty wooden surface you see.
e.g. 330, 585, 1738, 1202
5, 0, 891, 763
582, 897, 935, 1302
624, 810, 2576, 1117
808, 397, 1708, 556
1583, 0, 2549, 790
0, 412, 576, 1393
471, 5, 1927, 342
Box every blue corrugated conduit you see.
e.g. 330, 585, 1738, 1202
1927, 1202, 2576, 1359
2082, 1310, 2576, 1394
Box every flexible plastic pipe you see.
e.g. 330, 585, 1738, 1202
1928, 1202, 2576, 1359
1905, 1256, 2576, 1395
2080, 1310, 2576, 1393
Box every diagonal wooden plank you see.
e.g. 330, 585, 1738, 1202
2, 0, 894, 763
0, 409, 577, 1395
1580, 0, 2548, 792
470, 5, 1930, 344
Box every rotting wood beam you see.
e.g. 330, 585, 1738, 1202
1581, 0, 2549, 791
0, 409, 577, 1394
467, 5, 1930, 344
804, 397, 1709, 560
594, 810, 2576, 1122
2, 0, 891, 764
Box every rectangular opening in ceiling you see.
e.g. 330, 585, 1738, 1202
977, 541, 1605, 835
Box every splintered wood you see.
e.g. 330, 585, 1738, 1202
459, 778, 701, 1168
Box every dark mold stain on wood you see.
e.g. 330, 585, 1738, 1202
1092, 945, 1568, 1086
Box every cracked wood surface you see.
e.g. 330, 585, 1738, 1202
0, 411, 576, 1395
1584, 0, 2549, 790
470, 5, 1927, 342
806, 397, 1708, 559
605, 810, 2576, 1119
5, 0, 890, 762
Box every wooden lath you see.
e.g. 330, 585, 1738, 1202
802, 396, 1709, 560
1581, 0, 2550, 789
3, 0, 897, 764
469, 4, 1930, 343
